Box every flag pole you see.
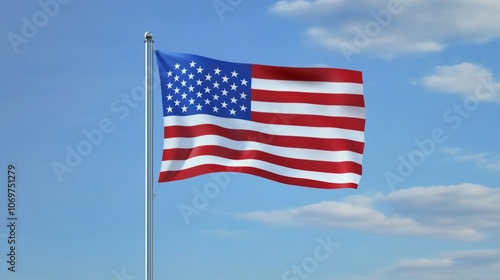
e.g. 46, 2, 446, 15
144, 31, 154, 280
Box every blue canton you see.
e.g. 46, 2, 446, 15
156, 51, 252, 120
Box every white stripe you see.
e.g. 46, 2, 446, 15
252, 101, 366, 119
160, 156, 361, 184
163, 135, 363, 164
252, 78, 363, 94
164, 115, 364, 142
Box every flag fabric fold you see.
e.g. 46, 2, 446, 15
155, 50, 365, 189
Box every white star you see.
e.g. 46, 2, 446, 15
196, 91, 203, 98
166, 94, 173, 100
174, 87, 180, 94
231, 70, 238, 77
222, 76, 229, 83
214, 67, 222, 75
180, 80, 187, 87
189, 61, 196, 67
167, 71, 173, 77
213, 94, 220, 101
181, 68, 187, 74
188, 73, 194, 79
174, 100, 181, 106
181, 105, 188, 112
241, 78, 248, 86
240, 92, 247, 99
196, 104, 203, 111
174, 75, 180, 82
188, 98, 195, 105
196, 79, 203, 86
188, 85, 195, 92
230, 83, 238, 91
174, 63, 180, 69
213, 81, 220, 88
230, 97, 238, 104
213, 106, 219, 113
204, 87, 211, 93
229, 108, 236, 115
197, 66, 204, 73
166, 106, 173, 113
240, 104, 247, 111
221, 101, 228, 108
205, 73, 212, 81
221, 89, 228, 96
181, 93, 188, 99
204, 98, 211, 105
167, 82, 173, 89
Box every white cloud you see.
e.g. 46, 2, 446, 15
238, 183, 500, 241
459, 153, 500, 171
271, 0, 314, 14
201, 228, 247, 238
271, 0, 350, 15
269, 0, 500, 58
439, 146, 463, 155
422, 62, 500, 102
440, 147, 500, 171
371, 249, 500, 280
382, 184, 500, 230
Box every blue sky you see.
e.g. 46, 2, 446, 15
1, 0, 499, 279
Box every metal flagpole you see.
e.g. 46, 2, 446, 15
144, 31, 154, 280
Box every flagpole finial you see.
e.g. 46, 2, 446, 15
145, 31, 153, 40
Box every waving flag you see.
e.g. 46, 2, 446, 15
155, 50, 365, 189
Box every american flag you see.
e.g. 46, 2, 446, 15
155, 50, 365, 189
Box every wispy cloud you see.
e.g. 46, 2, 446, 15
201, 228, 247, 238
440, 147, 500, 171
354, 249, 500, 280
237, 183, 500, 241
421, 62, 500, 102
269, 0, 500, 58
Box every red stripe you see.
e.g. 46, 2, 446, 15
162, 146, 362, 174
159, 166, 359, 189
252, 64, 363, 83
252, 89, 364, 107
251, 112, 365, 131
164, 124, 365, 153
